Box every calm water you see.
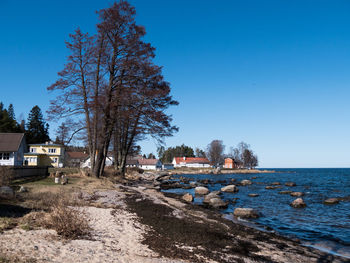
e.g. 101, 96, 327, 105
163, 168, 350, 258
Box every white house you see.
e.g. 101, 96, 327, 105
0, 133, 27, 166
172, 157, 211, 168
81, 155, 114, 168
138, 159, 162, 170
162, 163, 174, 170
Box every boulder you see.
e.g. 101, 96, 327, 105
18, 186, 28, 193
290, 192, 304, 197
324, 198, 340, 205
248, 193, 259, 197
182, 193, 193, 203
195, 186, 209, 195
189, 182, 197, 188
285, 182, 296, 187
290, 198, 306, 208
209, 198, 228, 209
0, 186, 15, 199
233, 208, 260, 219
221, 185, 239, 193
203, 192, 220, 204
240, 180, 252, 186
230, 178, 236, 182
265, 186, 278, 190
278, 190, 292, 195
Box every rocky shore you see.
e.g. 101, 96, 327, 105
0, 171, 348, 263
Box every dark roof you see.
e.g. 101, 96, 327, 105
66, 152, 89, 159
126, 159, 138, 165
0, 133, 25, 152
138, 159, 160, 165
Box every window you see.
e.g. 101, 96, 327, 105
0, 153, 10, 160
48, 148, 56, 154
52, 157, 58, 163
30, 148, 37, 153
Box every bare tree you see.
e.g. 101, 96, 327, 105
207, 140, 225, 167
48, 1, 178, 177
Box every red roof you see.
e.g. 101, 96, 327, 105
138, 159, 160, 165
174, 157, 210, 164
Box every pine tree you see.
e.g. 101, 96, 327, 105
0, 102, 20, 132
25, 106, 50, 144
7, 104, 15, 120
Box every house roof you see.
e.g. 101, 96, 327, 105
29, 143, 63, 147
138, 159, 160, 165
126, 159, 138, 165
0, 133, 25, 152
174, 157, 210, 164
66, 152, 89, 159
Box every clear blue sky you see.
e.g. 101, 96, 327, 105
1, 0, 350, 168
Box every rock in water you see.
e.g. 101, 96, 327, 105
0, 186, 15, 199
278, 191, 292, 195
221, 185, 239, 193
324, 198, 340, 205
271, 182, 281, 185
290, 192, 304, 197
209, 198, 228, 209
290, 198, 306, 208
248, 193, 259, 197
195, 186, 209, 195
285, 182, 296, 187
203, 192, 220, 204
240, 180, 252, 186
182, 193, 193, 203
233, 208, 260, 218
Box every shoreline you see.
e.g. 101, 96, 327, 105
167, 168, 276, 175
0, 174, 348, 262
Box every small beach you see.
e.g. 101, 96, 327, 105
1, 173, 349, 263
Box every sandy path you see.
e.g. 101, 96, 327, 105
0, 191, 187, 263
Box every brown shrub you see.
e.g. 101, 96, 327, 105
0, 167, 14, 186
45, 196, 91, 239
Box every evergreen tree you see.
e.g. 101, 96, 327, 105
0, 102, 21, 132
25, 105, 50, 144
7, 104, 15, 120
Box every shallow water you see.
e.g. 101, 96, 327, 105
162, 168, 350, 258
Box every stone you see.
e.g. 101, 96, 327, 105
240, 180, 252, 186
248, 193, 259, 197
203, 192, 220, 204
209, 198, 228, 209
18, 186, 27, 193
189, 182, 197, 188
221, 185, 239, 193
324, 198, 340, 205
182, 193, 193, 203
231, 178, 236, 182
278, 191, 292, 195
0, 186, 15, 199
271, 182, 281, 185
265, 186, 278, 190
290, 198, 306, 208
233, 208, 260, 218
285, 182, 296, 187
195, 186, 209, 195
290, 192, 304, 197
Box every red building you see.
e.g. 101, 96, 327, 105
223, 158, 235, 169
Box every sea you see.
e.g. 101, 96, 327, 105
162, 168, 350, 258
